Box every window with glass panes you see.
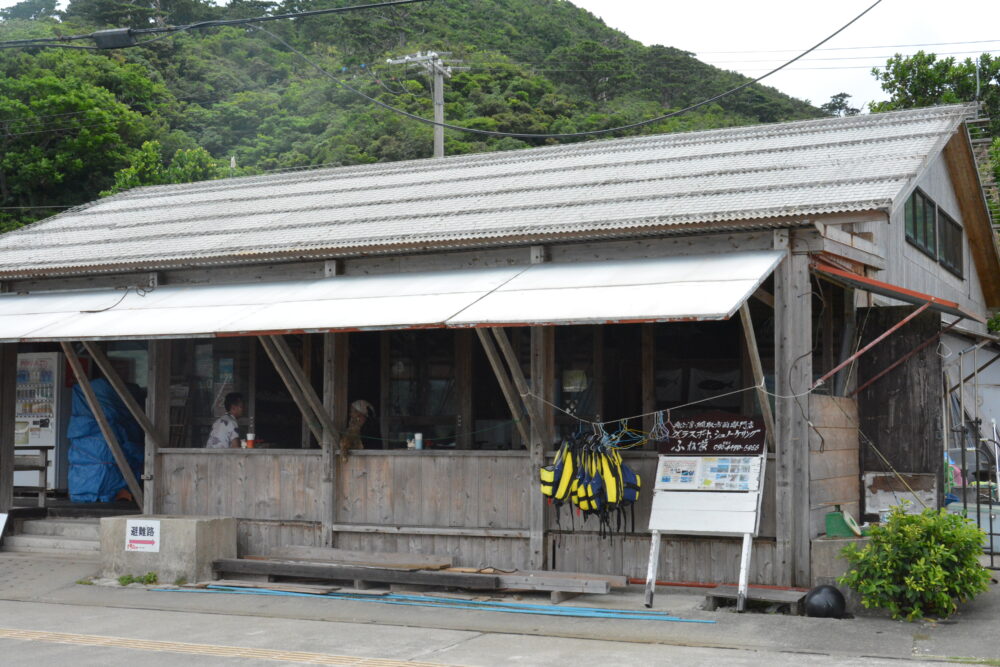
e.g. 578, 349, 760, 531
903, 188, 963, 279
938, 210, 963, 276
904, 189, 937, 257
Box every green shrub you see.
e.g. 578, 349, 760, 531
838, 505, 990, 621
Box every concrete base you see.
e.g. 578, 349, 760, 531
100, 515, 236, 585
810, 536, 872, 616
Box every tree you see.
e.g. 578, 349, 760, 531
102, 140, 235, 195
871, 51, 1000, 133
821, 92, 860, 117
0, 0, 59, 21
0, 49, 170, 229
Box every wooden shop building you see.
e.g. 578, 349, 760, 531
1, 104, 997, 587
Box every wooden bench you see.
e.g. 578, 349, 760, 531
14, 445, 52, 508
704, 585, 807, 615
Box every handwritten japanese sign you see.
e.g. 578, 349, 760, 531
125, 519, 161, 553
656, 412, 765, 456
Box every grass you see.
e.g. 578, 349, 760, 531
118, 572, 158, 586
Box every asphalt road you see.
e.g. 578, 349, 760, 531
0, 553, 996, 666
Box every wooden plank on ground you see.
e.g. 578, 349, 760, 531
213, 558, 500, 590
706, 584, 806, 614
208, 579, 340, 594
267, 545, 453, 570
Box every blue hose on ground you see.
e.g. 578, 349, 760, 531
152, 586, 715, 623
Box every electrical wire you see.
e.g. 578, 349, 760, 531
697, 37, 1000, 55
251, 0, 886, 140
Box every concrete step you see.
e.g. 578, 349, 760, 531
20, 519, 100, 541
2, 534, 99, 553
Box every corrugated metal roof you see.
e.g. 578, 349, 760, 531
0, 105, 974, 277
0, 251, 784, 341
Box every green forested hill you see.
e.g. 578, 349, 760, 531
0, 0, 822, 231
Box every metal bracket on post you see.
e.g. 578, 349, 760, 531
737, 533, 753, 612
644, 530, 661, 608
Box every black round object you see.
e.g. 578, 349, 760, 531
803, 585, 846, 618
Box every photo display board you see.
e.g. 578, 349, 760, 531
655, 455, 762, 492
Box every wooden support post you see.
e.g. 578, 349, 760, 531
0, 344, 16, 513
644, 529, 661, 608
61, 342, 144, 507
529, 326, 554, 570
322, 333, 347, 547
641, 324, 655, 436
591, 326, 604, 422
740, 303, 776, 449
455, 330, 474, 449
475, 329, 530, 445
144, 341, 170, 515
301, 335, 313, 449
379, 332, 391, 446
773, 239, 812, 587
258, 336, 324, 444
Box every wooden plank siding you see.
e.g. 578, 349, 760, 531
808, 396, 861, 538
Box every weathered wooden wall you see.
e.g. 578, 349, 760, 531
157, 449, 324, 554
157, 448, 780, 582
863, 152, 989, 332
857, 307, 943, 477
809, 396, 860, 537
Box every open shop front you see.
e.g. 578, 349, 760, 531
1, 249, 815, 584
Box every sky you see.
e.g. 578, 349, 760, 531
570, 0, 1000, 110
0, 0, 997, 110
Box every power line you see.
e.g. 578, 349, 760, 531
252, 0, 886, 139
697, 37, 1000, 55
0, 0, 431, 50
711, 48, 1000, 64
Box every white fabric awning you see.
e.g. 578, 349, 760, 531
0, 250, 785, 342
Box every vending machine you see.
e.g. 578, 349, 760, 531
13, 352, 72, 491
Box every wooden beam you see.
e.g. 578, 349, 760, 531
257, 336, 324, 444
379, 332, 390, 446
325, 523, 529, 539
82, 342, 167, 453
322, 333, 347, 547
455, 330, 474, 449
144, 340, 170, 515
942, 128, 1000, 309
301, 335, 313, 449
773, 243, 812, 587
0, 344, 16, 513
740, 302, 776, 450
269, 335, 340, 444
528, 326, 554, 570
61, 342, 144, 507
641, 324, 655, 436
591, 325, 604, 422
475, 329, 531, 445
491, 328, 544, 441
213, 558, 500, 590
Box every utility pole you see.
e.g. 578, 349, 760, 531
386, 51, 451, 158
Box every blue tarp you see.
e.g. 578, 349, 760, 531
66, 378, 144, 503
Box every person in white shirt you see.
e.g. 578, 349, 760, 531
206, 392, 244, 449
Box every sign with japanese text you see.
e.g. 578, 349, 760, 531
125, 519, 161, 552
656, 412, 765, 456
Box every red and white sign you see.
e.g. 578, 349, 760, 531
125, 519, 160, 552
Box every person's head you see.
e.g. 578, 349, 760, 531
224, 392, 244, 418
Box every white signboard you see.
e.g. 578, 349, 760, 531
125, 519, 161, 553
